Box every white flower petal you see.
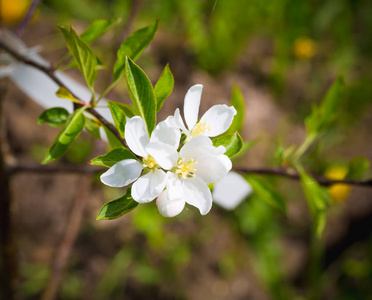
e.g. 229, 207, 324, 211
132, 168, 167, 203
150, 118, 181, 149
212, 172, 253, 210
180, 135, 213, 161
200, 105, 237, 137
184, 84, 203, 130
195, 154, 232, 183
183, 177, 212, 215
174, 108, 189, 134
156, 173, 185, 217
146, 142, 179, 170
125, 116, 149, 157
100, 159, 143, 187
213, 145, 227, 155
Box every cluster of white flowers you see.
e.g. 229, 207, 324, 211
100, 84, 237, 217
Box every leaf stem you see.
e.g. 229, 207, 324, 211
292, 133, 317, 162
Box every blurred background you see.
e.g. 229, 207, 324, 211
1, 0, 372, 299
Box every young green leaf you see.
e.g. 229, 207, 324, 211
305, 76, 345, 135
298, 167, 330, 237
154, 64, 174, 111
103, 125, 124, 149
56, 87, 83, 104
227, 84, 245, 134
81, 18, 121, 44
245, 174, 286, 214
90, 148, 137, 167
108, 101, 126, 138
37, 107, 70, 127
212, 132, 243, 158
346, 156, 370, 180
42, 107, 86, 164
97, 188, 138, 220
59, 26, 97, 93
85, 117, 101, 139
125, 56, 156, 134
113, 20, 158, 82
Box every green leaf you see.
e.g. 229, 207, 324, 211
298, 167, 330, 237
227, 84, 245, 134
62, 19, 120, 71
42, 107, 86, 164
305, 76, 345, 135
81, 18, 121, 44
37, 107, 70, 127
85, 117, 101, 139
113, 20, 158, 82
103, 125, 124, 149
115, 103, 135, 118
245, 174, 286, 214
56, 87, 82, 104
212, 132, 243, 158
346, 156, 370, 180
154, 64, 174, 111
90, 148, 137, 167
125, 56, 156, 134
97, 188, 138, 220
59, 26, 97, 92
108, 101, 126, 138
230, 139, 257, 161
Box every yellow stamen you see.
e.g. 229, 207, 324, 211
190, 121, 211, 138
176, 158, 197, 179
143, 155, 157, 169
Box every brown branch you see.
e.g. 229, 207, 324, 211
41, 175, 91, 300
15, 0, 42, 37
120, 0, 142, 42
0, 79, 18, 300
10, 163, 372, 187
234, 167, 372, 187
0, 37, 128, 149
8, 163, 106, 175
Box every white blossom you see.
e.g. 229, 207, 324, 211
151, 135, 232, 217
100, 116, 180, 203
170, 84, 237, 140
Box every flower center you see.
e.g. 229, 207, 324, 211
190, 121, 211, 138
176, 158, 197, 179
142, 155, 157, 169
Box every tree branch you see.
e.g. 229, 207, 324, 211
120, 0, 142, 42
15, 0, 42, 37
0, 37, 128, 149
0, 79, 17, 300
8, 162, 372, 187
41, 175, 91, 300
234, 167, 372, 187
8, 163, 105, 175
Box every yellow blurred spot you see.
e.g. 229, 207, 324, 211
0, 0, 31, 26
325, 165, 351, 204
293, 37, 317, 60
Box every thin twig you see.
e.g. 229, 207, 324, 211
0, 37, 128, 149
120, 0, 142, 42
16, 0, 42, 37
41, 175, 91, 300
8, 163, 105, 175
9, 162, 372, 187
234, 167, 372, 187
0, 79, 18, 300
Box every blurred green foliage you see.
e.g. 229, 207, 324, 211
10, 0, 372, 299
